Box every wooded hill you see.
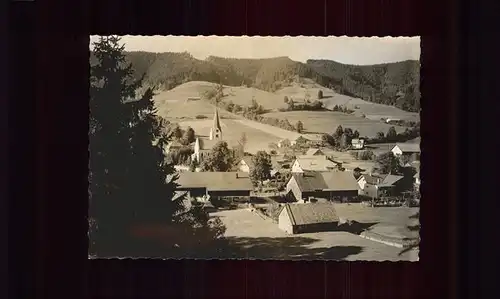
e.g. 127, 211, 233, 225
90, 51, 420, 112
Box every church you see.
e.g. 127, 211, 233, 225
191, 107, 237, 164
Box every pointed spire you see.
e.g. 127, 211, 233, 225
212, 107, 222, 132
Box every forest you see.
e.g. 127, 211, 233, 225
90, 51, 420, 112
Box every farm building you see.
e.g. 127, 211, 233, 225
278, 202, 340, 234
391, 143, 421, 162
286, 171, 359, 202
357, 174, 406, 198
291, 156, 337, 173
175, 171, 253, 201
351, 138, 365, 150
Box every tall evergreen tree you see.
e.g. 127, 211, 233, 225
89, 36, 223, 257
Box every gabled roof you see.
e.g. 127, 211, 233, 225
295, 157, 337, 172
176, 172, 253, 191
393, 142, 420, 153
291, 171, 358, 192
305, 148, 324, 156
362, 174, 384, 185
379, 174, 405, 186
285, 203, 339, 226
320, 171, 360, 191
292, 172, 328, 191
197, 137, 238, 150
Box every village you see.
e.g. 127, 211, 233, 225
164, 104, 421, 260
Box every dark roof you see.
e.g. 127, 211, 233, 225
305, 148, 324, 156
285, 203, 340, 226
292, 172, 328, 191
292, 171, 358, 192
362, 174, 404, 187
176, 172, 253, 191
362, 174, 384, 185
380, 174, 405, 186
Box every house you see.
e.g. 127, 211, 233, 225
237, 155, 288, 177
290, 136, 309, 146
277, 139, 291, 148
386, 118, 401, 124
358, 174, 405, 198
304, 148, 324, 156
391, 143, 421, 162
286, 171, 359, 202
175, 172, 253, 201
278, 202, 340, 234
414, 171, 420, 189
291, 156, 337, 173
237, 156, 255, 173
351, 138, 365, 150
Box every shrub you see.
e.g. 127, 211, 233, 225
195, 115, 208, 119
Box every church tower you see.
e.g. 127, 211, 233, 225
209, 107, 222, 140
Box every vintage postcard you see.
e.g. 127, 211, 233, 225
89, 35, 421, 261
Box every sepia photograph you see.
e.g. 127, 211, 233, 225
89, 35, 421, 261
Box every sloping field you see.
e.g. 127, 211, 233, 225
177, 119, 280, 154
275, 80, 419, 121
223, 86, 286, 111
154, 81, 288, 113
153, 88, 237, 121
262, 111, 408, 138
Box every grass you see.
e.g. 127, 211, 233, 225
262, 110, 408, 138
211, 209, 418, 261
176, 119, 283, 154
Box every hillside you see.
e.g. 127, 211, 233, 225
90, 51, 420, 112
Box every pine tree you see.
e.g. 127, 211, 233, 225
89, 36, 224, 257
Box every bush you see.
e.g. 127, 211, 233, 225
195, 115, 208, 119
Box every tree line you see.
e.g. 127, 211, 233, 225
91, 51, 421, 113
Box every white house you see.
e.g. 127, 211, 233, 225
237, 157, 254, 173
391, 143, 421, 156
278, 139, 291, 148
351, 138, 365, 150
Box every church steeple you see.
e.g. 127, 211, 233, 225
209, 107, 222, 140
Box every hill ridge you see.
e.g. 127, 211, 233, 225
90, 51, 420, 112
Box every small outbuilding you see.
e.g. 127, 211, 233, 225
278, 202, 340, 234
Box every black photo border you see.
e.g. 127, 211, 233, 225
7, 0, 463, 298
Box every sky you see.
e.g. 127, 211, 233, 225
90, 35, 420, 65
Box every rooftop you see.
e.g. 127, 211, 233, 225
295, 157, 337, 172
176, 171, 253, 191
305, 148, 324, 156
292, 171, 358, 192
285, 203, 340, 226
394, 142, 420, 153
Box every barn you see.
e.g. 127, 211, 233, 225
286, 171, 359, 202
175, 172, 253, 201
278, 202, 340, 234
